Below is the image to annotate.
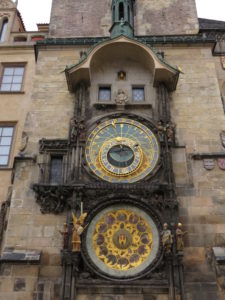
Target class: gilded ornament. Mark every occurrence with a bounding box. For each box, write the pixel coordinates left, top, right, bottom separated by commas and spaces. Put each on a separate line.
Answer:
176, 223, 187, 252
161, 223, 173, 253
92, 209, 153, 271
85, 118, 160, 183
72, 212, 87, 252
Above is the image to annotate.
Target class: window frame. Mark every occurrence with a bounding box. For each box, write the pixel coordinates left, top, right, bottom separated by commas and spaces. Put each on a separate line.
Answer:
49, 155, 64, 185
0, 18, 8, 43
98, 85, 112, 102
132, 86, 145, 102
0, 63, 26, 93
0, 124, 15, 168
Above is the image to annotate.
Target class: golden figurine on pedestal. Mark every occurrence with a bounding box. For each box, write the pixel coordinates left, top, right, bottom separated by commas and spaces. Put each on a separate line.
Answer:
72, 212, 87, 252
161, 223, 173, 253
176, 223, 187, 252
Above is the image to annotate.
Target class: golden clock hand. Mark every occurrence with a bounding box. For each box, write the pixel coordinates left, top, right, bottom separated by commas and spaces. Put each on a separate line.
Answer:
111, 119, 117, 129
116, 137, 123, 143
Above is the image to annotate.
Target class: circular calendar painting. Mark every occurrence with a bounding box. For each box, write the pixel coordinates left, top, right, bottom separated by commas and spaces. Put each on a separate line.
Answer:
85, 205, 160, 278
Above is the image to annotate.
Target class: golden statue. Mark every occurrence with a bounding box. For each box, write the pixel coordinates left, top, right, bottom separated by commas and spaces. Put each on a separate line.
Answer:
161, 223, 173, 253
176, 223, 187, 252
72, 212, 87, 252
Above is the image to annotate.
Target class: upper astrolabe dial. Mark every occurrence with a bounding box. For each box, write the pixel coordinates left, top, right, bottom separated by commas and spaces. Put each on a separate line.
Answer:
85, 118, 160, 183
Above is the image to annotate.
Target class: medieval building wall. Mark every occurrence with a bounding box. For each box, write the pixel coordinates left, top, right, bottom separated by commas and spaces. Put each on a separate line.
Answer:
1, 0, 225, 300
167, 45, 225, 299
0, 48, 35, 203
49, 0, 199, 38
1, 42, 225, 300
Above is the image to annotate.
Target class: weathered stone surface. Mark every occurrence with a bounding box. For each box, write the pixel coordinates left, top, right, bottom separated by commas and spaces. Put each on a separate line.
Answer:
49, 0, 198, 37
13, 278, 26, 291
1, 249, 41, 263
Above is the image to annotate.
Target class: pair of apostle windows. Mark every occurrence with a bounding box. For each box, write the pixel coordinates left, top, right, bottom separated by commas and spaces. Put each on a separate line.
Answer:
98, 86, 145, 102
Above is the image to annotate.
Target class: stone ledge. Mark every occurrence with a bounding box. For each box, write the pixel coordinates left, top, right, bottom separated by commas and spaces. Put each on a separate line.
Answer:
213, 247, 225, 263
191, 152, 225, 160
0, 248, 42, 264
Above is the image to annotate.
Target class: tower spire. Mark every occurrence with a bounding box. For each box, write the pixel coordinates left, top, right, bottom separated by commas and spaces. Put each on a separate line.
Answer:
110, 0, 134, 38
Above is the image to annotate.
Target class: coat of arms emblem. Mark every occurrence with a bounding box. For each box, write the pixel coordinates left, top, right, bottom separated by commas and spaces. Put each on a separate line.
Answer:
218, 158, 225, 170
220, 131, 225, 148
203, 159, 215, 170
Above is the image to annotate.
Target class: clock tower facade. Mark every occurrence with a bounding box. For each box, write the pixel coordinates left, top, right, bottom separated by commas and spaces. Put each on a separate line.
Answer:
1, 1, 225, 300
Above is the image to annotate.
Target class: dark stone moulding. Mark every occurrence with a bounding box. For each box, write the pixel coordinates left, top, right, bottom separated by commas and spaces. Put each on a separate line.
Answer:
0, 248, 42, 264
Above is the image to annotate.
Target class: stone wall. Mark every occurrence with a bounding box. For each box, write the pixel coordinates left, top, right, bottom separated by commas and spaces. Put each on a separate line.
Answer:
167, 45, 225, 299
49, 0, 199, 37
1, 43, 225, 299
0, 47, 36, 261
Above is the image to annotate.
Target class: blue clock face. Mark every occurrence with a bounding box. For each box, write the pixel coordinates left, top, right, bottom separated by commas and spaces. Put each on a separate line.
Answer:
107, 145, 134, 168
85, 118, 160, 183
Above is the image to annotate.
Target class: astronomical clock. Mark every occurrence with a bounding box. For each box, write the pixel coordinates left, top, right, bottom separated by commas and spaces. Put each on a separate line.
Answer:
85, 118, 160, 183
81, 117, 163, 280
84, 204, 160, 280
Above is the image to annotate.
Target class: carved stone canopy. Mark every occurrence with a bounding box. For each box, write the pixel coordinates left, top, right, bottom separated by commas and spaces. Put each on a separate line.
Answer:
0, 0, 17, 9
65, 35, 180, 92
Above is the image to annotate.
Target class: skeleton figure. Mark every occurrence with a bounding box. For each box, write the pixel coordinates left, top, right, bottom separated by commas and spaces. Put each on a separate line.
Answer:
59, 223, 69, 250
166, 121, 176, 143
78, 119, 86, 142
72, 212, 87, 252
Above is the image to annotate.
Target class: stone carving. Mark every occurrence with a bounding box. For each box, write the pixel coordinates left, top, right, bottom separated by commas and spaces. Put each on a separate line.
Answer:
166, 121, 176, 143
161, 223, 173, 253
70, 119, 86, 142
78, 119, 86, 142
220, 131, 225, 148
0, 0, 16, 9
156, 120, 176, 144
19, 132, 28, 153
59, 223, 69, 250
0, 187, 12, 245
157, 120, 165, 142
221, 57, 225, 70
33, 185, 73, 214
203, 159, 215, 170
72, 212, 87, 252
39, 138, 68, 153
79, 51, 87, 62
115, 89, 128, 105
176, 223, 187, 252
218, 158, 225, 170
70, 119, 78, 142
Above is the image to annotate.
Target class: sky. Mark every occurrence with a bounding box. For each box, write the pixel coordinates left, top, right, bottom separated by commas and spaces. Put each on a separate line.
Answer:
15, 0, 225, 31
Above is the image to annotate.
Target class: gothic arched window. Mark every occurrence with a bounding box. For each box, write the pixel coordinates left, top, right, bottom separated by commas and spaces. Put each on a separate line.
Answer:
113, 5, 115, 22
119, 3, 124, 20
0, 19, 8, 42
128, 5, 130, 23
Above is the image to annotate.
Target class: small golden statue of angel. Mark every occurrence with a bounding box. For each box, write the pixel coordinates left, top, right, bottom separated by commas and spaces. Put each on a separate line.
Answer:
72, 212, 87, 252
